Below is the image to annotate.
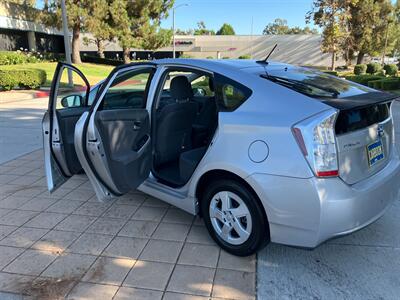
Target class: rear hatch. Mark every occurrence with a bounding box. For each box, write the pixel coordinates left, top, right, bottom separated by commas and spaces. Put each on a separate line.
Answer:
260, 66, 398, 184
335, 98, 394, 184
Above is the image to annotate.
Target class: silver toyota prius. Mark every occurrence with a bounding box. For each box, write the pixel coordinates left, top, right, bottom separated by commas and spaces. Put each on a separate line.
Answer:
42, 59, 400, 256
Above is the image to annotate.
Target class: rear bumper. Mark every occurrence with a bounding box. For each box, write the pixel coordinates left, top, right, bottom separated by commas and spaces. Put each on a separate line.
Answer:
247, 152, 400, 248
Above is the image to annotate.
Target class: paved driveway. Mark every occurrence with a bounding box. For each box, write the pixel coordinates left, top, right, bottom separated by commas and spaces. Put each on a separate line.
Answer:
0, 98, 256, 299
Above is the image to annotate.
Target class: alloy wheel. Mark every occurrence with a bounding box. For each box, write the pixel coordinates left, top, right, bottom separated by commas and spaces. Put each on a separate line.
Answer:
209, 191, 252, 245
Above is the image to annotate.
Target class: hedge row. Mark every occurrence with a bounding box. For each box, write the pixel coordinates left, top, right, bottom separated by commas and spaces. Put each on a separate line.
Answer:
345, 75, 384, 85
345, 74, 400, 91
0, 69, 46, 91
367, 78, 400, 90
323, 70, 339, 76
81, 55, 123, 66
0, 51, 28, 65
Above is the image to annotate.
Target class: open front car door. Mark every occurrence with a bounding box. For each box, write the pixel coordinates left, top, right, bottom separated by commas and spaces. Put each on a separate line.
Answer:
74, 64, 155, 201
42, 62, 90, 192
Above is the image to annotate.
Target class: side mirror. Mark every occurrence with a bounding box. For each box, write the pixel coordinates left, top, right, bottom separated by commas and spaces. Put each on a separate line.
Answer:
61, 94, 84, 108
193, 87, 207, 97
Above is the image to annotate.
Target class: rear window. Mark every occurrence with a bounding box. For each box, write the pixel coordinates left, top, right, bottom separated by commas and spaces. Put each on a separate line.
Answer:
261, 67, 370, 99
335, 103, 391, 135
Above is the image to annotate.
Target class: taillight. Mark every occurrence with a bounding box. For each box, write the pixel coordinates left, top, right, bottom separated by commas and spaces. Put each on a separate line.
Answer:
292, 109, 339, 178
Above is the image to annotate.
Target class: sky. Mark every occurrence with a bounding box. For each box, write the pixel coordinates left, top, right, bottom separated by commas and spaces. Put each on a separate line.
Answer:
159, 0, 317, 35
35, 0, 317, 35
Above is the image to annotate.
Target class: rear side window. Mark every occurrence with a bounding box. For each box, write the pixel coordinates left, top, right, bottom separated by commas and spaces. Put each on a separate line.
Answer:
214, 73, 252, 111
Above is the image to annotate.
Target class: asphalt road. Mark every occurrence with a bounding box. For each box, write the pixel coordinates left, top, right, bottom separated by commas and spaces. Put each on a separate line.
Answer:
257, 100, 400, 300
0, 97, 48, 164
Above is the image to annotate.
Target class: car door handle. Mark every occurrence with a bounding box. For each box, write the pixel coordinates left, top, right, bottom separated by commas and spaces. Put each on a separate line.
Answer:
133, 121, 141, 130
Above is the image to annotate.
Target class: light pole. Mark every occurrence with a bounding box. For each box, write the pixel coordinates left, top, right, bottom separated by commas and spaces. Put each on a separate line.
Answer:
61, 0, 73, 85
172, 3, 188, 59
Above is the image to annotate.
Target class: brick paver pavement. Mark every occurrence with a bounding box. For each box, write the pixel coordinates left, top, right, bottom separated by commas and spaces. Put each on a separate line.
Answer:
0, 149, 256, 300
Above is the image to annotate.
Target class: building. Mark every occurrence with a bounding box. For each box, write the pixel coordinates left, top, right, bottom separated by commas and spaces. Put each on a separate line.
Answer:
0, 1, 64, 53
80, 33, 340, 67
1, 2, 341, 67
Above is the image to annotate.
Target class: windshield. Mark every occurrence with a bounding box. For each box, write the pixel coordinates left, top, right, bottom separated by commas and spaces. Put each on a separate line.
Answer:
262, 67, 370, 99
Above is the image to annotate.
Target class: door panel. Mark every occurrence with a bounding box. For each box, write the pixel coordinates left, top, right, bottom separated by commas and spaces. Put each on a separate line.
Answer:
43, 62, 90, 192
56, 107, 89, 174
94, 109, 151, 193
75, 65, 155, 201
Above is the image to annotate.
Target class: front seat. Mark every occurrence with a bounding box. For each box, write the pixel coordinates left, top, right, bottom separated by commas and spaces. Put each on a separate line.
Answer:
155, 76, 198, 166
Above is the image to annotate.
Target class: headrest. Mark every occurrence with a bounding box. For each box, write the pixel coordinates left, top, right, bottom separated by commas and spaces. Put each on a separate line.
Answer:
170, 76, 193, 101
209, 78, 214, 92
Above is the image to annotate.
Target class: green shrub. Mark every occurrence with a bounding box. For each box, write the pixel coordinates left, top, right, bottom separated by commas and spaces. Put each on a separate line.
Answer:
206, 56, 214, 59
222, 56, 230, 59
324, 71, 339, 76
383, 64, 398, 76
0, 69, 46, 91
367, 80, 382, 90
381, 78, 400, 90
354, 64, 367, 75
345, 75, 385, 85
238, 55, 251, 59
366, 62, 382, 74
0, 51, 27, 65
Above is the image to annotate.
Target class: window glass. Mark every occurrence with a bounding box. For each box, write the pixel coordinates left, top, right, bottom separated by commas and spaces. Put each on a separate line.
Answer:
88, 83, 102, 106
192, 75, 215, 97
215, 74, 252, 111
102, 68, 153, 110
157, 70, 215, 110
55, 67, 89, 110
263, 67, 370, 99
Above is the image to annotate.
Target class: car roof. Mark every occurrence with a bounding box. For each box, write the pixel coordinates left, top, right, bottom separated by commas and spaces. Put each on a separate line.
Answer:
152, 58, 292, 73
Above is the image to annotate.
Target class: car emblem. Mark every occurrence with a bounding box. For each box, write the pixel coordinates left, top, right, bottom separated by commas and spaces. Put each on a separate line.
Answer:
377, 125, 385, 138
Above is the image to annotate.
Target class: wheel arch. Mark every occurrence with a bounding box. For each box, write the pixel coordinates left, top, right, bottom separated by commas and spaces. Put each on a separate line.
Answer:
195, 169, 270, 237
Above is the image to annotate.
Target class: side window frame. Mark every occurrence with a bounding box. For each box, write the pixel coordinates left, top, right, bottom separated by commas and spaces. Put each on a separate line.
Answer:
214, 73, 252, 112
89, 63, 156, 114
152, 66, 215, 110
98, 67, 155, 111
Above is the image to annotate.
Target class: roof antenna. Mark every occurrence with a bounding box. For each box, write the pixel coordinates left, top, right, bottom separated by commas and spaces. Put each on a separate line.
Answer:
257, 44, 277, 64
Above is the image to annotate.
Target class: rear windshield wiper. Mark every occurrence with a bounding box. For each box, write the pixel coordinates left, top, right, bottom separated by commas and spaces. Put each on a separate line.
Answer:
261, 74, 339, 98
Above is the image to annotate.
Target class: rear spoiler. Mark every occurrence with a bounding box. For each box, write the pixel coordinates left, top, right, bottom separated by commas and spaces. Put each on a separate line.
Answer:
321, 92, 398, 110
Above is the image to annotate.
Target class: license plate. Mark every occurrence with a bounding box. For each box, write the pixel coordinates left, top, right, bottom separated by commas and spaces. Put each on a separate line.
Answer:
367, 140, 384, 167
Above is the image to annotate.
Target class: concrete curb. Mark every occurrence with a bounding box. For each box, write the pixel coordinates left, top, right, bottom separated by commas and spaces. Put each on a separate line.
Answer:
0, 90, 49, 104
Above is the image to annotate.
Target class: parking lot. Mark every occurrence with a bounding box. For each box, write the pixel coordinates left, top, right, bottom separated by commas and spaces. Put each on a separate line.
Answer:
0, 97, 399, 299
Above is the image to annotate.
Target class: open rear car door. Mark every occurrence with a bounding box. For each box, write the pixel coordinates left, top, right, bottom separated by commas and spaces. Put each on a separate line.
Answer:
74, 64, 155, 201
43, 62, 91, 192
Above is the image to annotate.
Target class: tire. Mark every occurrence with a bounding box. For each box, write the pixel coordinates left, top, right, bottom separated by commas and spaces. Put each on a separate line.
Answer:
200, 179, 269, 256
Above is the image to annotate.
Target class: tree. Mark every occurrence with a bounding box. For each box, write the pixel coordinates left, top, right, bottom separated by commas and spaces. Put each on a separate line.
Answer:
194, 21, 215, 35
142, 28, 173, 51
307, 1, 351, 70
109, 0, 173, 64
263, 18, 290, 34
347, 0, 395, 64
263, 18, 318, 35
217, 23, 235, 35
175, 28, 194, 35
42, 0, 90, 64
85, 0, 114, 58
6, 0, 36, 6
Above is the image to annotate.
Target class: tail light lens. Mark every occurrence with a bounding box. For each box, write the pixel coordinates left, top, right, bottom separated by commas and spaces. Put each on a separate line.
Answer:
292, 110, 339, 178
